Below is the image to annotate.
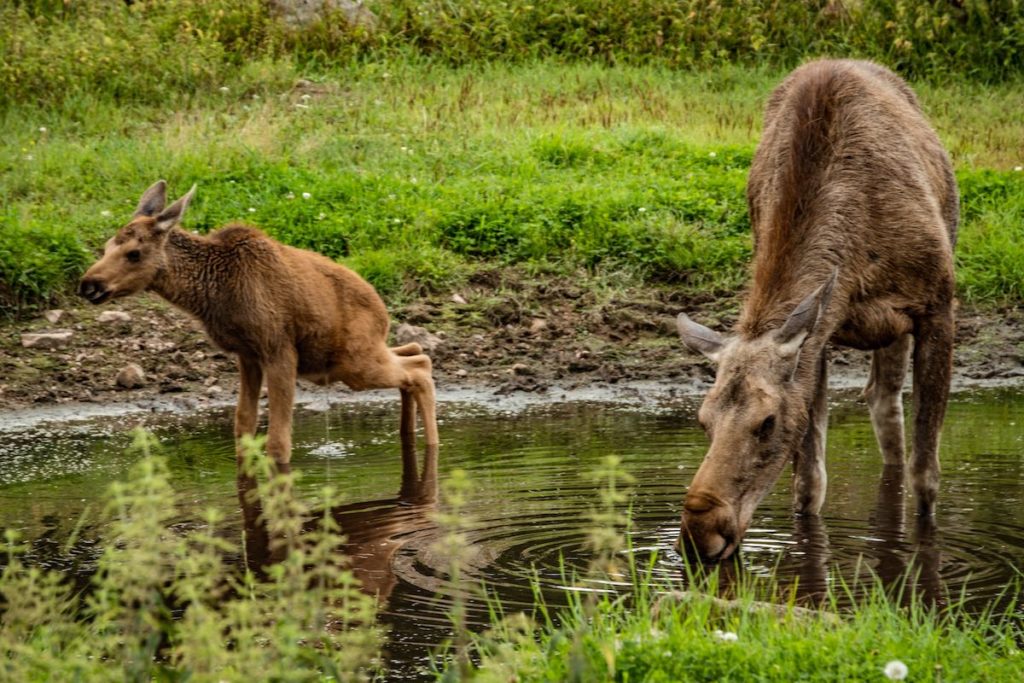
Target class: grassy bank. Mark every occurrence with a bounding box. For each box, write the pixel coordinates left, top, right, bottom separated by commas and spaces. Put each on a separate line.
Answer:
3, 58, 1024, 317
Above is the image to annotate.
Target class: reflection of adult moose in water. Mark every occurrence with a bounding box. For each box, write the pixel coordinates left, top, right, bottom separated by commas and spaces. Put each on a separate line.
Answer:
781, 465, 942, 607
237, 443, 438, 601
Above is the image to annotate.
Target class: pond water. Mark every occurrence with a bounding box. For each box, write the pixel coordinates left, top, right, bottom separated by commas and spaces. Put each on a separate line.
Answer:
1, 387, 1023, 679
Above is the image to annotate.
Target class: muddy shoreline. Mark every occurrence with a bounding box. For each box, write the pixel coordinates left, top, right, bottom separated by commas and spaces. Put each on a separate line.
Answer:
2, 269, 1023, 423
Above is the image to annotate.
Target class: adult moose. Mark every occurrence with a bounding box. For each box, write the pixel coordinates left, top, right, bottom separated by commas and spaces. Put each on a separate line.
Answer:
676, 60, 957, 561
80, 181, 439, 464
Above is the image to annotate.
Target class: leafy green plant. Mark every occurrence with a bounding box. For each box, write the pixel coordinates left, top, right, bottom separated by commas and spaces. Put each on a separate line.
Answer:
0, 431, 381, 681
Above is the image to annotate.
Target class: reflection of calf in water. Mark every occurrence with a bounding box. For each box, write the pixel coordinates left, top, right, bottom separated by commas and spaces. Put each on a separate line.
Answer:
237, 443, 438, 602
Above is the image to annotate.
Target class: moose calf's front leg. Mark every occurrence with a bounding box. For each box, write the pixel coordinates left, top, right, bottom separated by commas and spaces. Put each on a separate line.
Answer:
235, 356, 263, 462
264, 351, 298, 465
911, 311, 954, 516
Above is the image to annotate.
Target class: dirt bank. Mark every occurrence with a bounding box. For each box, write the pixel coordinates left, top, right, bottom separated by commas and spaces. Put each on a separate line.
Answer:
2, 267, 1023, 415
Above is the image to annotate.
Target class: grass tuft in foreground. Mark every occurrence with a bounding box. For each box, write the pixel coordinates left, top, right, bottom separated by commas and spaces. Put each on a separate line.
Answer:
0, 431, 381, 682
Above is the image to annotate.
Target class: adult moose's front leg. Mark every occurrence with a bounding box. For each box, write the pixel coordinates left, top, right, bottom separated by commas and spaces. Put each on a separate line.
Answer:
235, 355, 263, 463
911, 311, 954, 516
793, 351, 828, 514
264, 349, 298, 465
865, 334, 911, 465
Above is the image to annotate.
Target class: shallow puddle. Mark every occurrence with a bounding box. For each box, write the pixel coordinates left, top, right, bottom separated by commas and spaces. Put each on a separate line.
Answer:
1, 388, 1023, 679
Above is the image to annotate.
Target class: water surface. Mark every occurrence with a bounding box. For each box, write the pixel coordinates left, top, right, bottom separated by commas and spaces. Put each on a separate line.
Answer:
1, 388, 1023, 678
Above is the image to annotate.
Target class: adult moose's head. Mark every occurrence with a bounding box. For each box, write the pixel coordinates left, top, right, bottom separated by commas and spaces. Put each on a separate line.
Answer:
676, 271, 836, 561
79, 180, 195, 305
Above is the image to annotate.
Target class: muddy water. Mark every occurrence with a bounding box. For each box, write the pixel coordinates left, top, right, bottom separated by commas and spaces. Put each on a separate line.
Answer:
1, 388, 1023, 678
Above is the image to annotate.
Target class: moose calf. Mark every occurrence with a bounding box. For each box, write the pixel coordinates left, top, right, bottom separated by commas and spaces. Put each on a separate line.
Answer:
676, 60, 957, 561
80, 181, 438, 463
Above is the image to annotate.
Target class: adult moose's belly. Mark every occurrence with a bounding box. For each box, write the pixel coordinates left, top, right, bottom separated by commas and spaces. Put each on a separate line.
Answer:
831, 300, 915, 351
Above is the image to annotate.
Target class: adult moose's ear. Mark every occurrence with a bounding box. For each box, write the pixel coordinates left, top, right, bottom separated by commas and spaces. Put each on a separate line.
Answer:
677, 313, 726, 362
153, 184, 196, 233
775, 268, 838, 358
133, 180, 168, 218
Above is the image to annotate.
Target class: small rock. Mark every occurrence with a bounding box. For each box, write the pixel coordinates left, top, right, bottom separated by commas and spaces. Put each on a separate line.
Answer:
511, 363, 533, 376
455, 368, 468, 378
191, 350, 206, 362
115, 363, 145, 389
394, 323, 442, 353
451, 293, 467, 304
43, 309, 64, 324
205, 385, 223, 396
529, 318, 548, 334
21, 330, 73, 349
97, 310, 132, 324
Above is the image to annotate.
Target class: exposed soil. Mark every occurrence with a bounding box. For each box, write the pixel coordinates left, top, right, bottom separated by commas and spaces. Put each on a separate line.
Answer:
2, 267, 1023, 414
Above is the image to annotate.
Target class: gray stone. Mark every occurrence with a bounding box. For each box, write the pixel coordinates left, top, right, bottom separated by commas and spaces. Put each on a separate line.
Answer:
511, 363, 533, 376
43, 309, 64, 324
529, 318, 548, 334
394, 323, 442, 353
97, 310, 132, 324
450, 293, 467, 304
270, 0, 377, 29
21, 330, 73, 349
455, 368, 468, 378
116, 363, 145, 389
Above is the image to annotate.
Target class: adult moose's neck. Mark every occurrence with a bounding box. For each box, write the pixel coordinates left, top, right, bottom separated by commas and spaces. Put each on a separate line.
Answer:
149, 228, 216, 322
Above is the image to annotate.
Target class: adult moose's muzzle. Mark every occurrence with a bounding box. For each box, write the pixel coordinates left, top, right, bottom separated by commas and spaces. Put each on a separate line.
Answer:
78, 277, 111, 305
679, 488, 741, 562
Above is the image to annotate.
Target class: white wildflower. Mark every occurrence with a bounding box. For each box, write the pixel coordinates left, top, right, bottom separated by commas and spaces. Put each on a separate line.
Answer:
302, 192, 311, 199
393, 218, 402, 224
638, 206, 647, 212
24, 154, 34, 161
883, 660, 908, 680
252, 94, 260, 100
38, 126, 47, 133
101, 210, 112, 218
300, 93, 311, 101
713, 630, 738, 643
1015, 166, 1023, 172
709, 151, 717, 158
286, 192, 295, 199
218, 86, 229, 93
248, 207, 256, 213
317, 212, 326, 220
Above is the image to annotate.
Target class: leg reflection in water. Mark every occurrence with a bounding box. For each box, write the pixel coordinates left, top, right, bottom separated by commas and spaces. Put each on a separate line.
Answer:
237, 441, 439, 603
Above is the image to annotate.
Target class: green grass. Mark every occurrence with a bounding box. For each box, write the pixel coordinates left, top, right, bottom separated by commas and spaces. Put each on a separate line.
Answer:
467, 570, 1024, 681
3, 59, 1024, 316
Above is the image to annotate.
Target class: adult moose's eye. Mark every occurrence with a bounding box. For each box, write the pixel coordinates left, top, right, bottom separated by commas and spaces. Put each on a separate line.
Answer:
126, 249, 141, 263
755, 415, 776, 439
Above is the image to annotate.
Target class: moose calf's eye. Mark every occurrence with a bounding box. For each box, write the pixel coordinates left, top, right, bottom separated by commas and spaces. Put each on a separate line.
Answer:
126, 249, 141, 263
755, 415, 776, 439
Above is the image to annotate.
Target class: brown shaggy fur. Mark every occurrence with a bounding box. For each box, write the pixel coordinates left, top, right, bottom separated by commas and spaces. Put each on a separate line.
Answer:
676, 60, 957, 561
80, 181, 438, 464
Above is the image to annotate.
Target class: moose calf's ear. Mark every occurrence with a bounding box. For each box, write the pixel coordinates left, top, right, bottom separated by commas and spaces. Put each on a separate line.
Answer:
153, 184, 197, 233
775, 269, 838, 357
134, 180, 168, 218
677, 313, 726, 362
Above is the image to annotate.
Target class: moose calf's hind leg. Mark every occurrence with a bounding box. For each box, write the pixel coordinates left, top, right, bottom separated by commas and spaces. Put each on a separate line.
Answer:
400, 388, 416, 443
911, 312, 954, 516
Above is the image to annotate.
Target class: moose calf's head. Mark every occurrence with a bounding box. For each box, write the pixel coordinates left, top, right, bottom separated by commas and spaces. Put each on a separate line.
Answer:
79, 180, 194, 305
675, 273, 835, 562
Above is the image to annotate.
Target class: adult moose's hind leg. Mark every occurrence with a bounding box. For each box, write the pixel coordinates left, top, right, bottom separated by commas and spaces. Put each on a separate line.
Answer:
911, 310, 953, 516
794, 350, 828, 514
235, 355, 263, 463
865, 334, 911, 466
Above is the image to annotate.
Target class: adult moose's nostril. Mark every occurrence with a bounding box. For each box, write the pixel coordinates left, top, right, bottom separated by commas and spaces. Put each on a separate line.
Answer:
78, 279, 108, 304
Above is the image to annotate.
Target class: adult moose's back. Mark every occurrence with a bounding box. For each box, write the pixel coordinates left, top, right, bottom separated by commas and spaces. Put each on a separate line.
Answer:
676, 60, 958, 561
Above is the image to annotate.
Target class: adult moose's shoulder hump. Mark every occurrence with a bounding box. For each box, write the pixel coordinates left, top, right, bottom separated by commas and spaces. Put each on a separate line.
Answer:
79, 180, 439, 464
676, 59, 957, 562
